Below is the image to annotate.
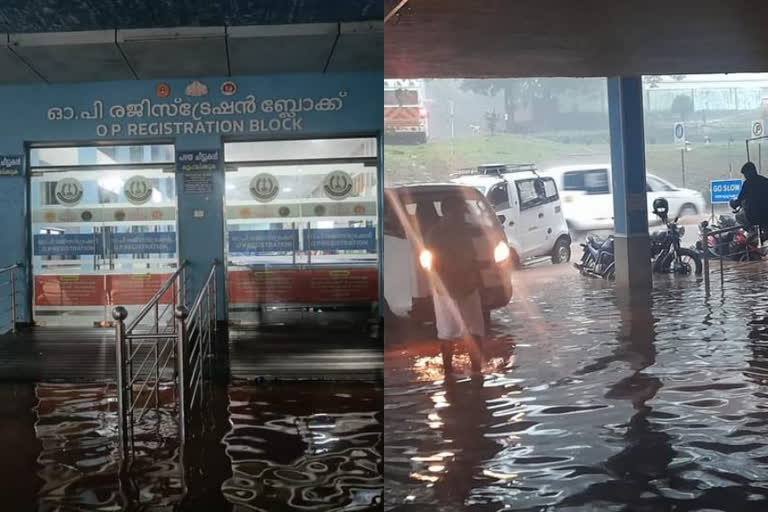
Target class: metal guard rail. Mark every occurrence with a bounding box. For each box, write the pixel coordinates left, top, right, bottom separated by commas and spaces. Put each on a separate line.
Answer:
0, 263, 21, 334
112, 261, 190, 460
175, 261, 218, 431
700, 222, 766, 294
126, 260, 189, 334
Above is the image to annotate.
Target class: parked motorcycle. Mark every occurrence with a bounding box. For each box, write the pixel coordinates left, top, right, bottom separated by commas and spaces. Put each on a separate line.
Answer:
574, 234, 615, 280
649, 198, 703, 275
575, 197, 702, 281
696, 210, 764, 262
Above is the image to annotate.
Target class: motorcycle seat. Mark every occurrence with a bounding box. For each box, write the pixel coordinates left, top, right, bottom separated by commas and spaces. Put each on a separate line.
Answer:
587, 235, 604, 249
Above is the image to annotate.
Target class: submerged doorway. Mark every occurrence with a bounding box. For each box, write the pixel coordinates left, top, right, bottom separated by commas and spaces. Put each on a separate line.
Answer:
223, 137, 379, 326
29, 144, 178, 327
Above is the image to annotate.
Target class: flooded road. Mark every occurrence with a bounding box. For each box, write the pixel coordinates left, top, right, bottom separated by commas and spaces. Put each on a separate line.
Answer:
0, 380, 382, 511
385, 263, 768, 511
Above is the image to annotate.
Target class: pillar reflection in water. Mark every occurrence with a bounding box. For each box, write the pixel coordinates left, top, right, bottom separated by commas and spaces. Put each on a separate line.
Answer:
563, 290, 675, 508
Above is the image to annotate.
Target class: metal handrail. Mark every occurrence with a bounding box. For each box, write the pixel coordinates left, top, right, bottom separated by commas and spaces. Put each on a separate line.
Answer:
700, 222, 766, 294
114, 259, 219, 462
180, 261, 218, 415
0, 263, 22, 333
126, 260, 188, 333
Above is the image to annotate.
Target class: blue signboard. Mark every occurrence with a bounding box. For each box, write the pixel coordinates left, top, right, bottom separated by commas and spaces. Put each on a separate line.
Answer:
229, 229, 297, 253
34, 233, 99, 256
177, 150, 219, 194
112, 232, 176, 254
0, 155, 22, 177
710, 179, 743, 204
304, 227, 376, 252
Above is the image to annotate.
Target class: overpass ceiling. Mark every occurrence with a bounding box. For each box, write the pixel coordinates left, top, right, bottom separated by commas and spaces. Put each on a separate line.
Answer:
0, 1, 382, 84
0, 1, 381, 32
384, 0, 768, 78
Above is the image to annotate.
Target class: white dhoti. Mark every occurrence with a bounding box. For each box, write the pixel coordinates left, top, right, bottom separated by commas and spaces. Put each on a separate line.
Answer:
433, 290, 485, 341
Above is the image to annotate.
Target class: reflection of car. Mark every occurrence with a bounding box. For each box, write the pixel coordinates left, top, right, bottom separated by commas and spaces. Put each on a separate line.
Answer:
451, 164, 572, 266
541, 164, 706, 232
383, 183, 514, 322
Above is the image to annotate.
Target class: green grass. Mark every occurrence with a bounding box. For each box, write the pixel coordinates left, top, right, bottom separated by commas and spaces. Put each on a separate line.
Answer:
383, 134, 604, 184
385, 133, 751, 203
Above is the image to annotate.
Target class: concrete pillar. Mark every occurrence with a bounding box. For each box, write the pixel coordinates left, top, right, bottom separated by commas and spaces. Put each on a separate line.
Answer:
174, 135, 226, 320
607, 77, 652, 290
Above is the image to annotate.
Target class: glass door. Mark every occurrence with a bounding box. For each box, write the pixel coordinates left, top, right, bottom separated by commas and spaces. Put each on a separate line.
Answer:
30, 145, 177, 327
224, 137, 379, 325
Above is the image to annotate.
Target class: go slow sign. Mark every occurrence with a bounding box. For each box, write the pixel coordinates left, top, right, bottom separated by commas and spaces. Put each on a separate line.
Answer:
710, 179, 742, 204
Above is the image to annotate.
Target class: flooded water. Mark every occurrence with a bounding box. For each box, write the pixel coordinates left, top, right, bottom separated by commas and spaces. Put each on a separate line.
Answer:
0, 380, 382, 511
385, 263, 768, 511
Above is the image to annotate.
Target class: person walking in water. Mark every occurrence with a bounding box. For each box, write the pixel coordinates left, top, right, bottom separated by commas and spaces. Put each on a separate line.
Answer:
730, 161, 768, 230
423, 196, 485, 373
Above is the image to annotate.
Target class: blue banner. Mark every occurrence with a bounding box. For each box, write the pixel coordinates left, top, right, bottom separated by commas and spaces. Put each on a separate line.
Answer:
229, 229, 297, 253
34, 233, 99, 256
711, 179, 742, 204
304, 227, 376, 251
112, 232, 176, 254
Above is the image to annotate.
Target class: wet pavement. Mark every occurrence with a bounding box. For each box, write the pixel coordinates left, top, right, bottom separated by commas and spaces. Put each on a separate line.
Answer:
0, 380, 382, 511
385, 262, 768, 511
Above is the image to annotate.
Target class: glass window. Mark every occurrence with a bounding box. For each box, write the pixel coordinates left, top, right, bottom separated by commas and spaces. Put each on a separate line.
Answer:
647, 176, 673, 192
30, 144, 174, 167
563, 169, 609, 194
584, 170, 610, 194
543, 178, 559, 200
399, 190, 496, 229
562, 172, 585, 191
516, 179, 540, 209
225, 138, 377, 163
517, 178, 558, 210
487, 183, 510, 209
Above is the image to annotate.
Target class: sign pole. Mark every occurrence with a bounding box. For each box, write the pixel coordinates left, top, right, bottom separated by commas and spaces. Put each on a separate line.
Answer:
681, 147, 686, 188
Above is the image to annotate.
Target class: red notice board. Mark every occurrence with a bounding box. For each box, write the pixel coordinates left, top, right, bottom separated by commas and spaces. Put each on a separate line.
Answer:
35, 275, 105, 306
107, 274, 173, 305
35, 273, 174, 307
228, 267, 378, 304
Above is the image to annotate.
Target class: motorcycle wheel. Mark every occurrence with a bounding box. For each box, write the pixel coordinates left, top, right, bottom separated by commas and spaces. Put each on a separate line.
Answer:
665, 248, 703, 276
603, 262, 616, 281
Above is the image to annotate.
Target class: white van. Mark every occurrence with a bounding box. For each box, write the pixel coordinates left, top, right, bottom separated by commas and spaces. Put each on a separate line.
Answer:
541, 163, 706, 232
383, 183, 514, 322
451, 164, 572, 266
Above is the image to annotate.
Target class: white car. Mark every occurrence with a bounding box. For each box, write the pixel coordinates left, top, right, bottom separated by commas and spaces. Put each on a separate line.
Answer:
451, 164, 572, 266
383, 183, 514, 321
541, 163, 706, 232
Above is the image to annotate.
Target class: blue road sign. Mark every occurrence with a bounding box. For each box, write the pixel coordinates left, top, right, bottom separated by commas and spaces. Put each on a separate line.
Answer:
710, 179, 742, 204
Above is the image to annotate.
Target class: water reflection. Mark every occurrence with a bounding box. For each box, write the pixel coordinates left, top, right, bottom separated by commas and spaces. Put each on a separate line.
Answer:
220, 382, 383, 511
385, 264, 768, 510
0, 380, 382, 511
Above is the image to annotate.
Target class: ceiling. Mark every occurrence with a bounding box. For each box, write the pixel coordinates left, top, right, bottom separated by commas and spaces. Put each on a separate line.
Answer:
0, 1, 382, 32
0, 1, 382, 84
384, 0, 768, 78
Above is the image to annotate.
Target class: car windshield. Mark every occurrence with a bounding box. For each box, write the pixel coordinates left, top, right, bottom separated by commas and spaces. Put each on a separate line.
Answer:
397, 188, 499, 232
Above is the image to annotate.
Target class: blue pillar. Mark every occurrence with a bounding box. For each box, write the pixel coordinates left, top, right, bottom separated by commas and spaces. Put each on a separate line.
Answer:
607, 77, 652, 290
174, 136, 226, 320
0, 137, 31, 324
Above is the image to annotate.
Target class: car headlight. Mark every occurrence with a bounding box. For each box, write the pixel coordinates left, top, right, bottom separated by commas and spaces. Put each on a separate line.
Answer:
419, 249, 433, 271
494, 241, 510, 263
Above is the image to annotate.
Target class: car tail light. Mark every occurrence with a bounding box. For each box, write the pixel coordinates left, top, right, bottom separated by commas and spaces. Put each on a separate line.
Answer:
494, 241, 511, 263
419, 249, 433, 270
